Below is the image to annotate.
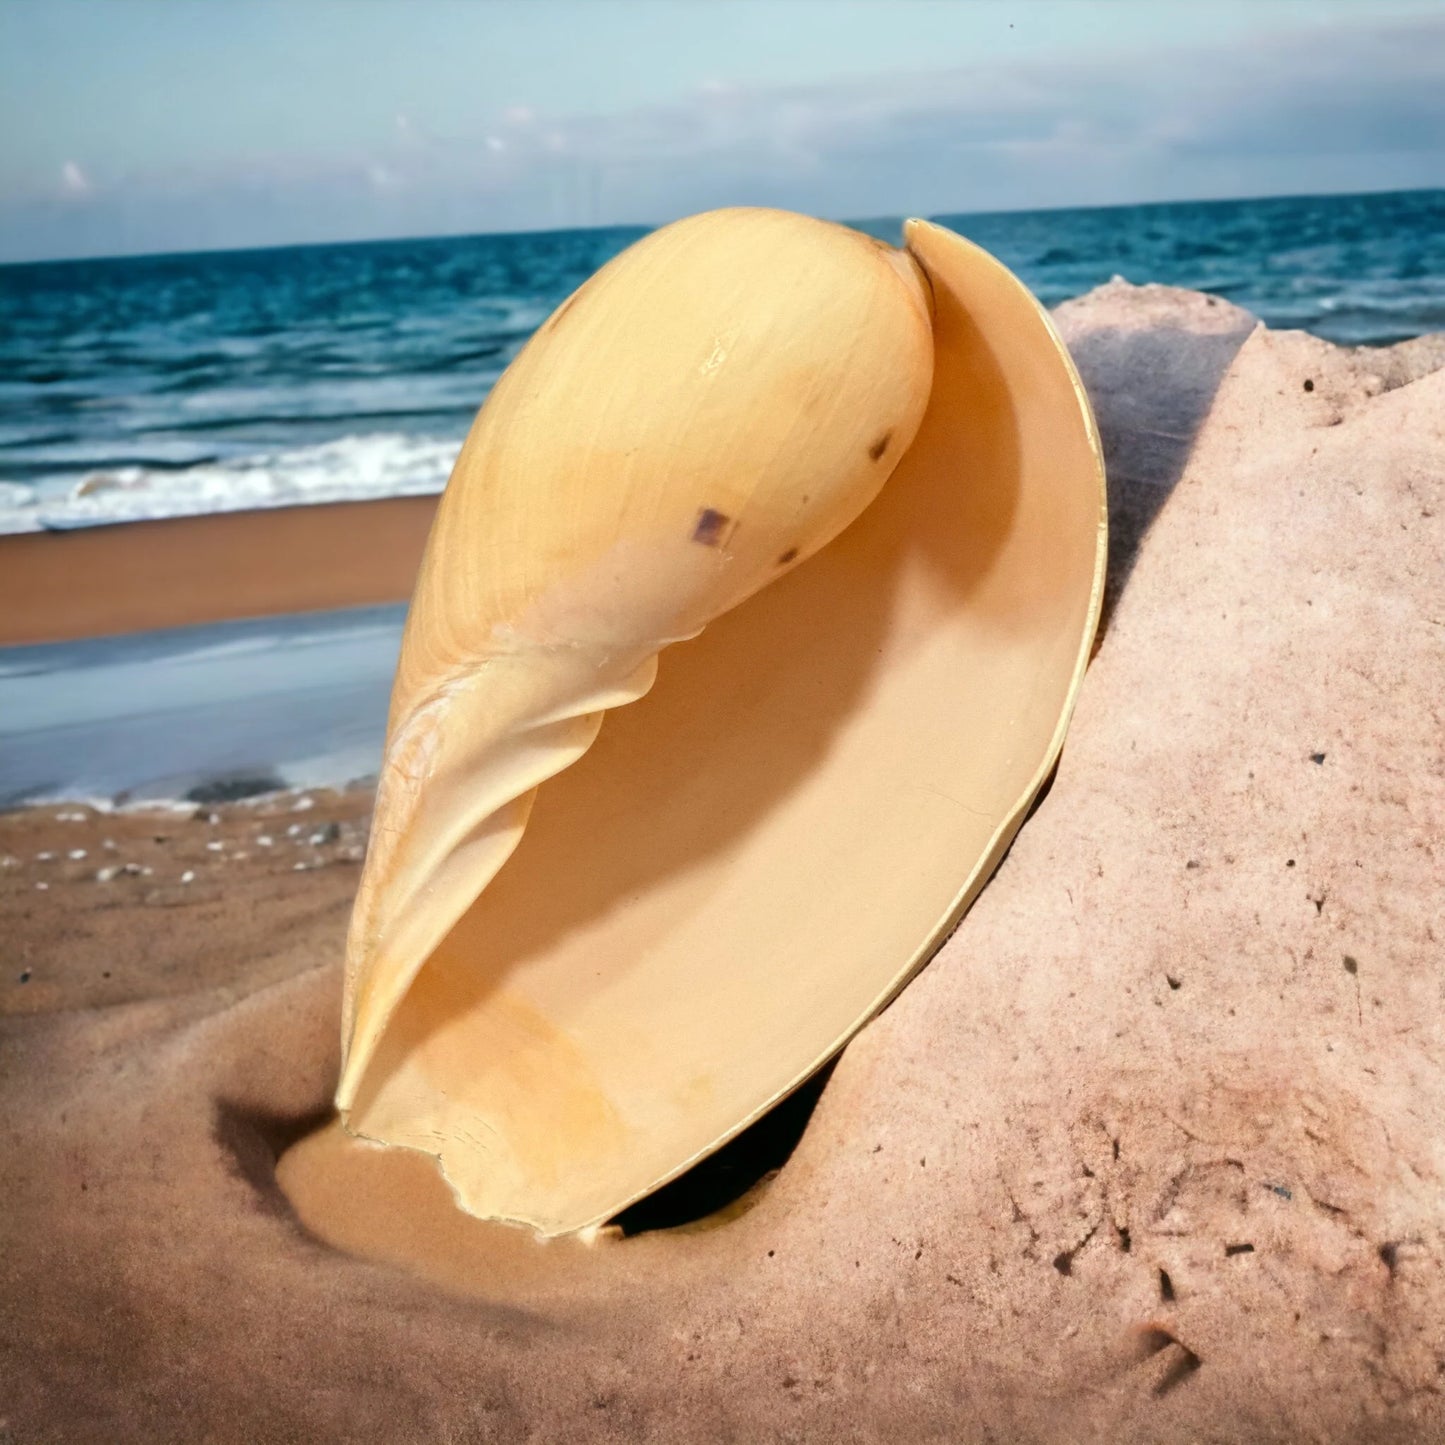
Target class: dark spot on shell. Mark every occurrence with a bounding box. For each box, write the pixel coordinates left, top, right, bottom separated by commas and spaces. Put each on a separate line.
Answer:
1303, 378, 1315, 392
777, 547, 799, 566
868, 431, 892, 462
692, 508, 733, 547
1343, 955, 1358, 975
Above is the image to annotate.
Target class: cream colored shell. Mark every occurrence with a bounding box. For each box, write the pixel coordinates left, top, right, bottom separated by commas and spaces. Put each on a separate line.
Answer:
337, 207, 1106, 1236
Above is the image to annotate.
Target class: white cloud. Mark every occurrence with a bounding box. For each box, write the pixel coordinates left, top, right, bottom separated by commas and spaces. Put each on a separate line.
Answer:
4, 12, 1441, 259
525, 13, 1445, 221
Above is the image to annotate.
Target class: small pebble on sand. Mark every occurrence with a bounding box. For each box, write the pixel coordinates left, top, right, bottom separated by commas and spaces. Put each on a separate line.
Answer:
180, 870, 195, 884
68, 849, 87, 861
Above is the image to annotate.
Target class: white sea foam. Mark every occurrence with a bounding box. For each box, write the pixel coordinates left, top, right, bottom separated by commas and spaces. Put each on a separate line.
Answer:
0, 431, 460, 534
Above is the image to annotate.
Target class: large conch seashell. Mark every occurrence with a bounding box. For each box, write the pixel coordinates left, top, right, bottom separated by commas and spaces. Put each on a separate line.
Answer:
336, 208, 1106, 1236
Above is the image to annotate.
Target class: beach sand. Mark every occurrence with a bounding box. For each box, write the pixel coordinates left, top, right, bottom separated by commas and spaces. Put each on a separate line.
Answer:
0, 494, 435, 646
2, 283, 1442, 1442
0, 790, 371, 1016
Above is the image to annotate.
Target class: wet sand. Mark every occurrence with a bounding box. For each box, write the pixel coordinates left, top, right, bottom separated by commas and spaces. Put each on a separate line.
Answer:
0, 493, 435, 646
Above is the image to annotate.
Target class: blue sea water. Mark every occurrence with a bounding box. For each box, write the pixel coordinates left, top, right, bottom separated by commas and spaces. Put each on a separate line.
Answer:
2, 186, 1443, 803
0, 187, 1441, 534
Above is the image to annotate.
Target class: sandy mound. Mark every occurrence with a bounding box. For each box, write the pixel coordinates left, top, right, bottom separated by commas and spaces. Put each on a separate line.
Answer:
2, 282, 1441, 1443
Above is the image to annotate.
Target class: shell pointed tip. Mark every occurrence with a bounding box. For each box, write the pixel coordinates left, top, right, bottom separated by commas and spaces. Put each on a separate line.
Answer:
902, 217, 939, 250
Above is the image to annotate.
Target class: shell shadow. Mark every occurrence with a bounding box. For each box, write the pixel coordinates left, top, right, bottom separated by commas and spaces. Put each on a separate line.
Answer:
1067, 312, 1254, 627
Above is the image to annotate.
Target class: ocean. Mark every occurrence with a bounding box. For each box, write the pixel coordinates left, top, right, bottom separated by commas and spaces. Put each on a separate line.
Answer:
1, 187, 1442, 534
2, 187, 1443, 804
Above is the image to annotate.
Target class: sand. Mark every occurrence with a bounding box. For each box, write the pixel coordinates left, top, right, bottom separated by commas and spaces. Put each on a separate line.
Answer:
0, 494, 436, 646
0, 791, 371, 1017
2, 282, 1442, 1442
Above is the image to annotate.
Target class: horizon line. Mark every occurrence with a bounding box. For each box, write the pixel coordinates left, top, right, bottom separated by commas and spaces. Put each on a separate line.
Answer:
2, 182, 1440, 271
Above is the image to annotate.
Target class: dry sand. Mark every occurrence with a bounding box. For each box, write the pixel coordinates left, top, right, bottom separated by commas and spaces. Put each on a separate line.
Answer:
2, 282, 1442, 1442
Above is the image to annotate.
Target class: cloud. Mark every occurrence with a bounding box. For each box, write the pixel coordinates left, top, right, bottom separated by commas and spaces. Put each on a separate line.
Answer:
2, 12, 1442, 260
533, 13, 1445, 219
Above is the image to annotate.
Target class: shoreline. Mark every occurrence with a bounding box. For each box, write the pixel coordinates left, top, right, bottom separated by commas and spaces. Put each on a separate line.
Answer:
0, 603, 403, 809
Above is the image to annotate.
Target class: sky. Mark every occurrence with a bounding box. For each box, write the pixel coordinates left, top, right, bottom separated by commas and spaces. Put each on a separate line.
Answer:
1, 0, 1443, 262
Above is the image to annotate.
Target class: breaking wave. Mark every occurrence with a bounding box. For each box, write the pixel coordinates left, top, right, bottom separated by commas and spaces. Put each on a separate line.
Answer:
0, 432, 459, 533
